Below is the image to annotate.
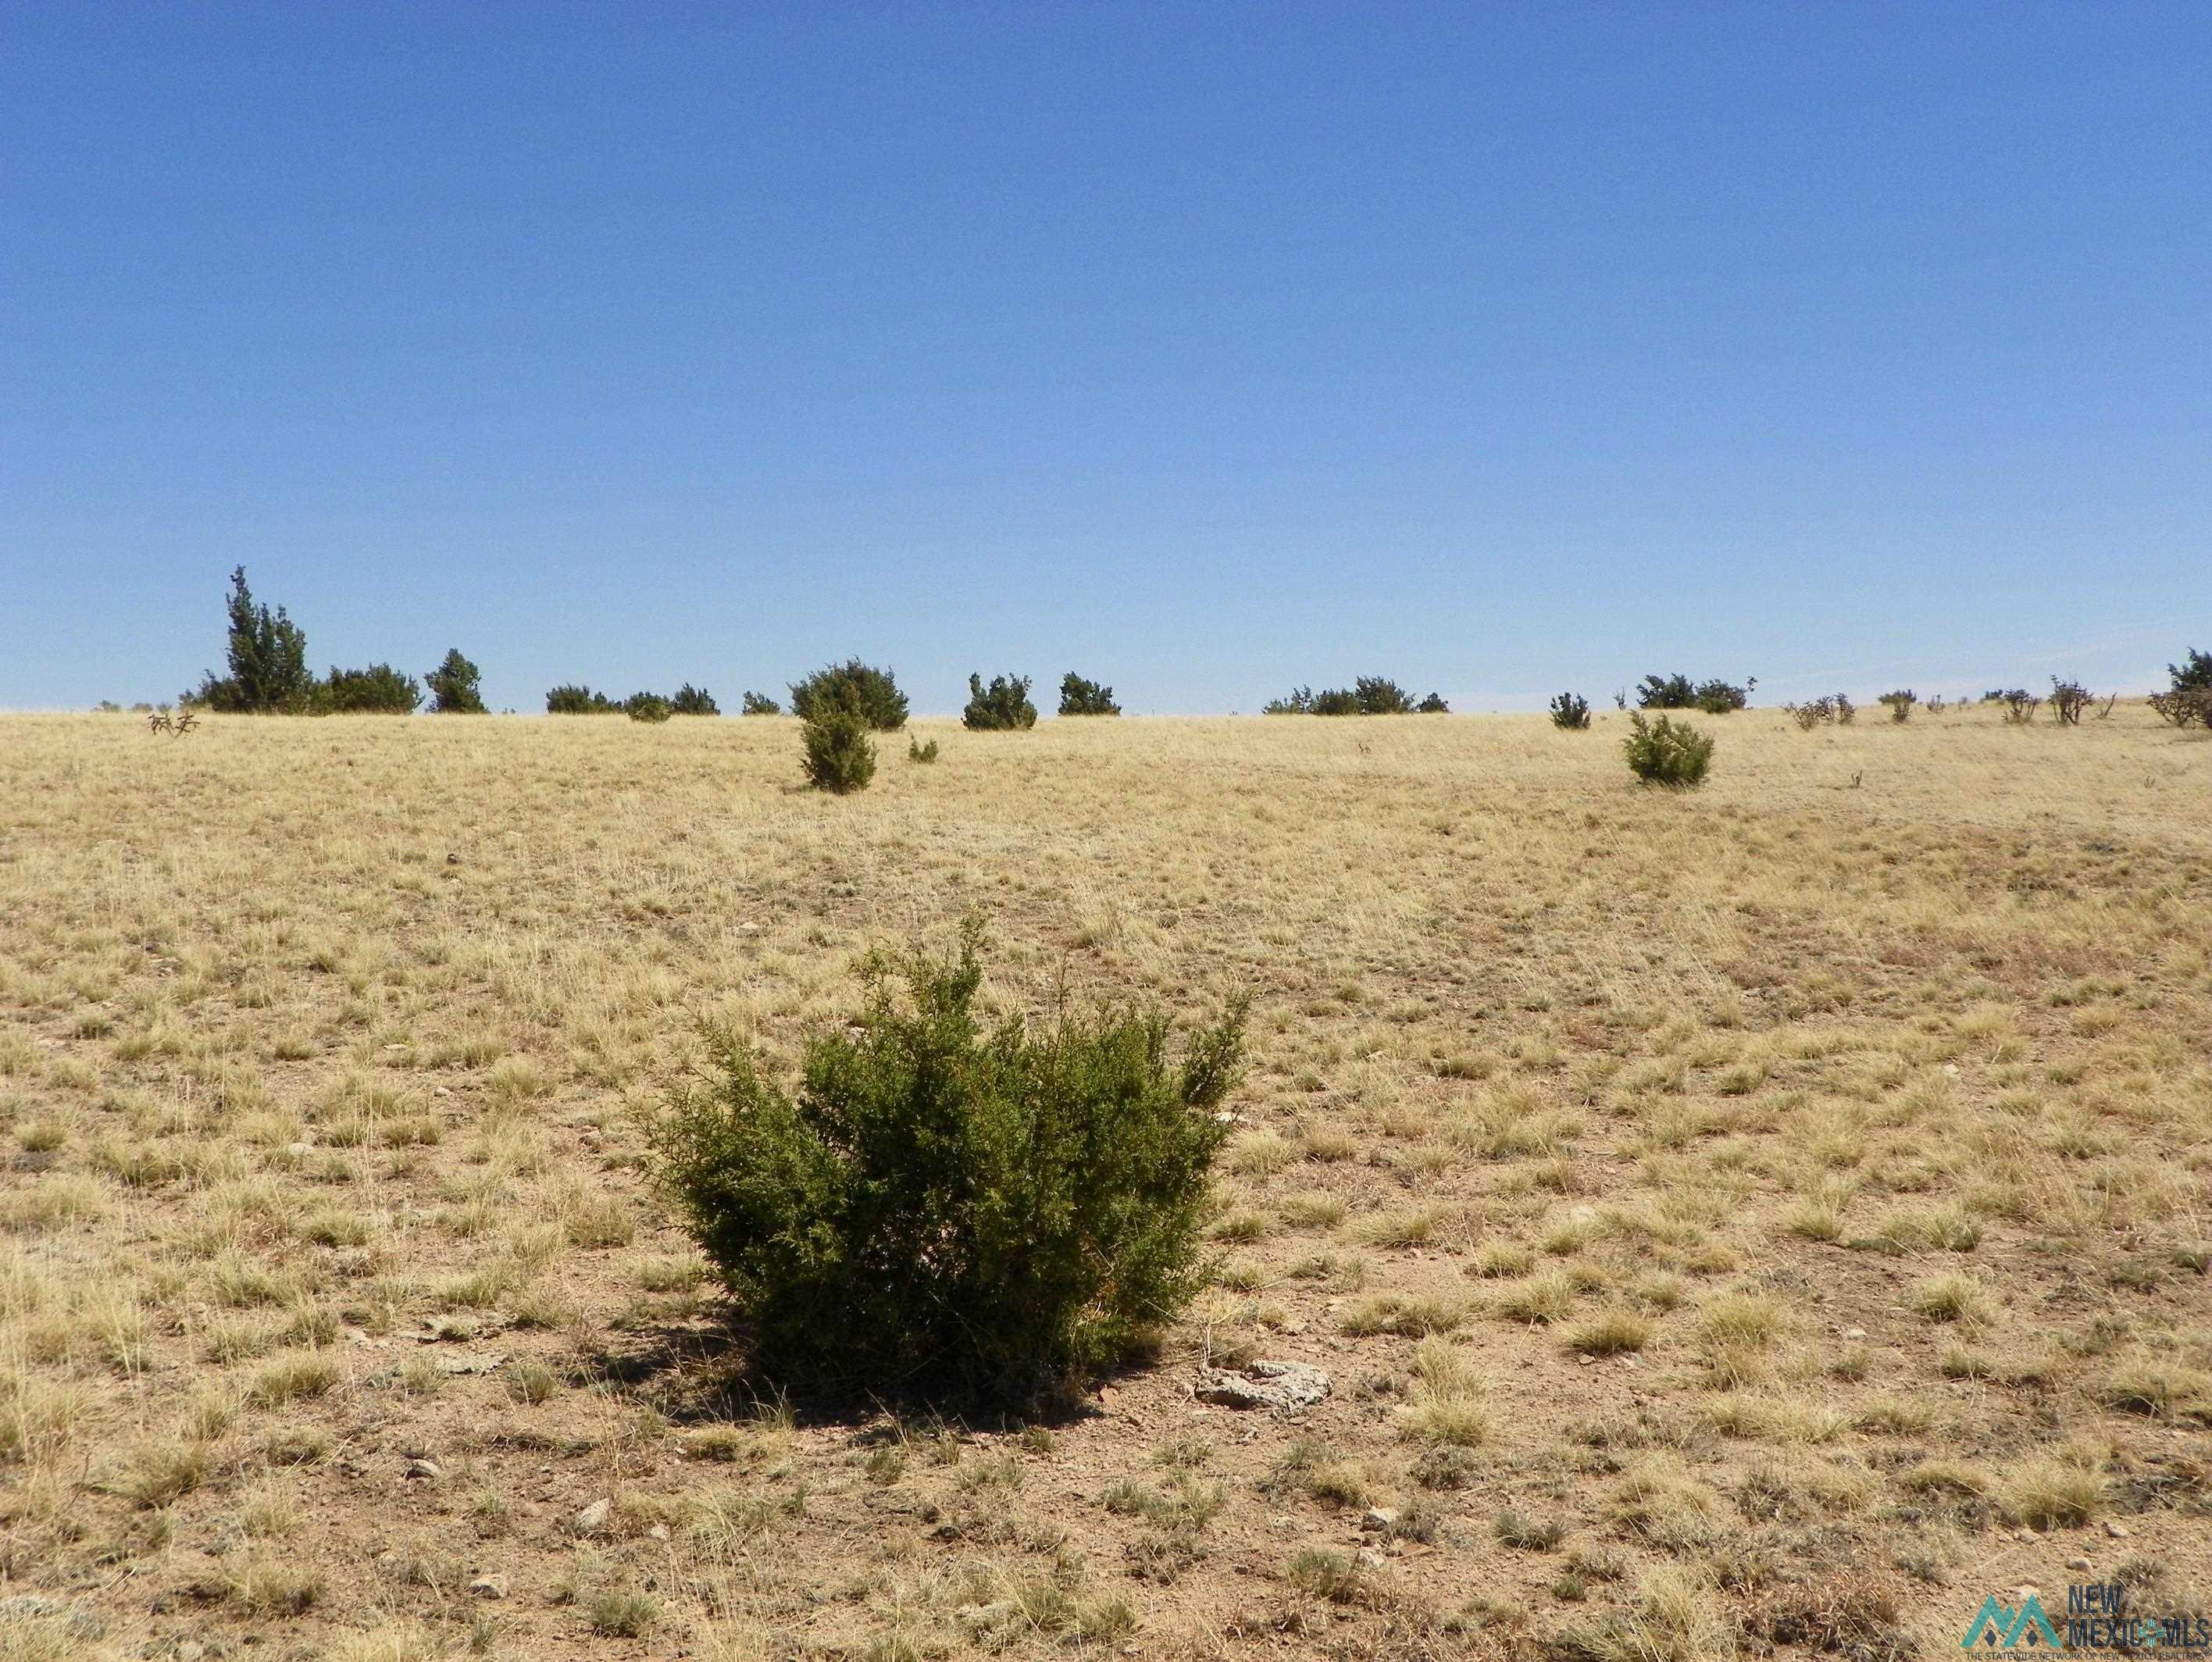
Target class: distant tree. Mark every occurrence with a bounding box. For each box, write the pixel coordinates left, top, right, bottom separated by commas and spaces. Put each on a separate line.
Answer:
1636, 673, 1697, 710
1693, 679, 1748, 714
1352, 676, 1415, 715
790, 659, 908, 730
963, 672, 1038, 731
626, 693, 675, 723
1263, 676, 1420, 715
669, 683, 720, 716
547, 683, 621, 714
315, 664, 422, 714
1415, 692, 1450, 714
740, 690, 782, 716
2149, 650, 2212, 726
1058, 672, 1121, 716
425, 649, 486, 714
189, 567, 313, 712
1550, 692, 1592, 729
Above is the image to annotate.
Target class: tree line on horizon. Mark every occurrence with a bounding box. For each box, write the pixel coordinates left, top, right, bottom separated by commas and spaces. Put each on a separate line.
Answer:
152, 569, 2211, 733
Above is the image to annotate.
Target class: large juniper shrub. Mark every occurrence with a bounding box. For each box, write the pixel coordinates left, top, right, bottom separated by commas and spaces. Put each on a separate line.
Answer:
670, 684, 720, 716
1262, 676, 1428, 715
1550, 693, 1592, 730
740, 691, 783, 716
963, 672, 1039, 730
1637, 673, 1747, 714
547, 683, 621, 715
1622, 712, 1714, 786
425, 649, 487, 714
625, 693, 675, 723
1059, 673, 1122, 716
801, 709, 876, 792
790, 659, 908, 730
314, 664, 422, 713
645, 922, 1247, 1400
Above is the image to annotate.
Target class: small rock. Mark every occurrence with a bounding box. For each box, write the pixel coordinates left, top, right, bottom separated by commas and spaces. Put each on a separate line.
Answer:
433, 1086, 453, 1098
1192, 1360, 1330, 1412
446, 853, 461, 866
2106, 1521, 2131, 1539
1361, 1507, 1399, 1533
1842, 1328, 1868, 1341
468, 1576, 505, 1600
1357, 1549, 1386, 1570
1944, 1064, 1960, 1077
404, 1458, 441, 1480
2068, 1557, 2092, 1571
648, 1522, 670, 1541
437, 1351, 507, 1375
575, 1498, 611, 1534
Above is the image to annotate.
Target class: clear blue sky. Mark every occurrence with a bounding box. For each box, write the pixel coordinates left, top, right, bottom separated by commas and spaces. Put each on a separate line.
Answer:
5, 5, 2207, 713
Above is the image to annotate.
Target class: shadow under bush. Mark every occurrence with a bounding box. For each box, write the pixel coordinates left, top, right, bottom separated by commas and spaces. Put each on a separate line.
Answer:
645, 922, 1247, 1404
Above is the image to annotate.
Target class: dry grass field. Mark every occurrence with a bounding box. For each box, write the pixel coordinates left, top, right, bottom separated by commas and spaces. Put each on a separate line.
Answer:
2, 705, 2209, 1660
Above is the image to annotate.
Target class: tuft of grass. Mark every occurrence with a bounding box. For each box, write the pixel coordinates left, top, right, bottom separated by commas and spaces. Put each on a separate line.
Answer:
247, 1350, 343, 1408
1998, 1460, 2105, 1528
588, 1589, 661, 1638
1286, 1549, 1369, 1605
1907, 1271, 1995, 1326
1565, 1307, 1653, 1356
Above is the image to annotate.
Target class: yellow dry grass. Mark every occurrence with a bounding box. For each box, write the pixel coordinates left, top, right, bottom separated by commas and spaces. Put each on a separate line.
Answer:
2, 704, 2209, 1658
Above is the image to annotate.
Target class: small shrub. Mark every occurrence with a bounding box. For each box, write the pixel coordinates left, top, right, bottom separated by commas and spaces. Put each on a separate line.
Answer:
625, 694, 674, 723
740, 690, 782, 716
1415, 691, 1449, 712
908, 736, 940, 764
1059, 673, 1121, 716
669, 683, 720, 715
962, 672, 1037, 731
1994, 689, 2039, 723
645, 921, 1246, 1400
1622, 713, 1714, 786
1550, 693, 1591, 730
801, 711, 876, 793
2050, 677, 2089, 726
790, 659, 908, 730
1877, 690, 1916, 722
2148, 688, 2210, 727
